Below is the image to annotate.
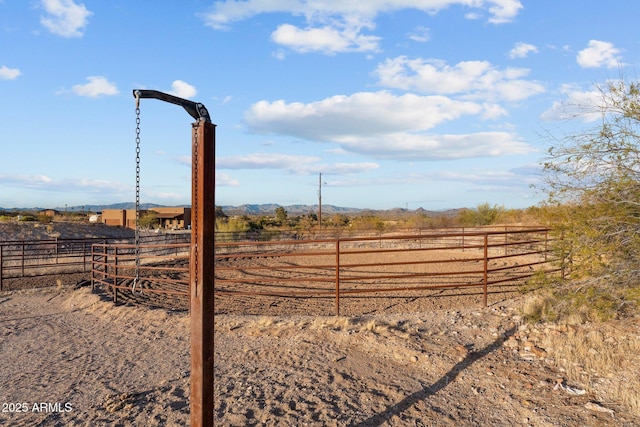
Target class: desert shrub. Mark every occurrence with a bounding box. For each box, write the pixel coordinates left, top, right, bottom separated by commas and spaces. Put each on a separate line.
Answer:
522, 281, 625, 324
457, 203, 504, 226
215, 217, 251, 233
540, 78, 640, 319
37, 214, 53, 223
138, 211, 159, 229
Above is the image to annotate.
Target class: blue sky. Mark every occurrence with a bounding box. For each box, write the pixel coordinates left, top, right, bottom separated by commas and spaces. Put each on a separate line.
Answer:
0, 1, 636, 210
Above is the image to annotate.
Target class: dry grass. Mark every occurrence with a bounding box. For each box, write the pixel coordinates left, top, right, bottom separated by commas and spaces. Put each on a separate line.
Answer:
521, 278, 640, 417
541, 321, 640, 415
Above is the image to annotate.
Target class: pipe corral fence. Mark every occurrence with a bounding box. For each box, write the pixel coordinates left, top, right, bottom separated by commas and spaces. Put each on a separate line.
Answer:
88, 226, 563, 315
0, 234, 190, 292
0, 237, 108, 291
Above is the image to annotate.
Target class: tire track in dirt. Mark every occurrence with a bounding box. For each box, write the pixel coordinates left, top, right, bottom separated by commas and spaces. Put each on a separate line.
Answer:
0, 287, 191, 426
0, 292, 99, 426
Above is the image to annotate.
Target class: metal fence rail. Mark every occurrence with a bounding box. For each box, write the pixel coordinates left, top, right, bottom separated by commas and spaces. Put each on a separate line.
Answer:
5, 227, 562, 315
214, 227, 561, 315
0, 238, 103, 290
0, 233, 190, 291
91, 242, 190, 304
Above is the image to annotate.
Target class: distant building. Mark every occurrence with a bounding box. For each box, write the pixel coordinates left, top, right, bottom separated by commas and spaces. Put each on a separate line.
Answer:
152, 207, 191, 230
38, 209, 59, 217
101, 207, 191, 230
101, 209, 142, 229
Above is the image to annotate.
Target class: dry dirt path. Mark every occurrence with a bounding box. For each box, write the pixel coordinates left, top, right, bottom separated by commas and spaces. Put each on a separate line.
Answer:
0, 286, 190, 426
0, 285, 638, 426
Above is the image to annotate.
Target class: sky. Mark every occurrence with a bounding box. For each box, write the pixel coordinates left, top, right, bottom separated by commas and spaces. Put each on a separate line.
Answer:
0, 0, 637, 211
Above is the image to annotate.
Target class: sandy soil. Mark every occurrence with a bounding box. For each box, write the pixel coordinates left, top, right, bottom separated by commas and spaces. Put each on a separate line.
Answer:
1, 283, 638, 426
1, 222, 638, 425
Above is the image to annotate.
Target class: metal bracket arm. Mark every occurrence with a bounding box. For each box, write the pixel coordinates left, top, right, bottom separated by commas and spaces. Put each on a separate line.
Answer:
133, 89, 211, 123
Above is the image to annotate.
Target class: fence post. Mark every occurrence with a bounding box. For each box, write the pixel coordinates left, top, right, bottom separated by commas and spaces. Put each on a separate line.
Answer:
483, 233, 488, 307
461, 227, 465, 251
0, 245, 3, 291
335, 238, 340, 316
90, 244, 95, 290
560, 230, 566, 281
504, 226, 508, 256
21, 241, 25, 277
112, 246, 117, 303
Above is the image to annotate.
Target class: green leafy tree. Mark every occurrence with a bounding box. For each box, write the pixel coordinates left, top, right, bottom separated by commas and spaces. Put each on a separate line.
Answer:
275, 207, 288, 225
139, 211, 159, 229
330, 213, 350, 227
457, 203, 503, 226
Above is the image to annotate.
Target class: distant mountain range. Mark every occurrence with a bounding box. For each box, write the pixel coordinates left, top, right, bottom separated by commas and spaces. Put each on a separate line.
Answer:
0, 203, 460, 217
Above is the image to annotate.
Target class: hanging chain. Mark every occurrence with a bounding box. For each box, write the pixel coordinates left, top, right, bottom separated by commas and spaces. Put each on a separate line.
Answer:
133, 94, 141, 293
193, 121, 199, 294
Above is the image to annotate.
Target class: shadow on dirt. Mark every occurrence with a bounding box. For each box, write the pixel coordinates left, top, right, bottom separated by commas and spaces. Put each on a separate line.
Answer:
353, 325, 517, 427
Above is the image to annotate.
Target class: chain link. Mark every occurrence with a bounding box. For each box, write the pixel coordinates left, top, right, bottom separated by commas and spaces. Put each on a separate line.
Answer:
193, 122, 199, 294
133, 101, 141, 293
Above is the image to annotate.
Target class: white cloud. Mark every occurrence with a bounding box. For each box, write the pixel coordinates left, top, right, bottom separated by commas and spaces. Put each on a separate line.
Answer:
416, 165, 541, 191
486, 0, 523, 24
40, 0, 92, 38
245, 91, 496, 141
71, 76, 119, 97
203, 1, 522, 29
0, 65, 21, 80
374, 56, 545, 102
408, 26, 430, 43
0, 174, 52, 188
576, 40, 623, 69
509, 42, 538, 59
540, 84, 603, 122
168, 80, 197, 99
271, 23, 380, 54
216, 172, 240, 186
244, 91, 534, 160
0, 173, 128, 194
313, 162, 379, 174
218, 153, 320, 169
216, 152, 378, 175
202, 1, 522, 54
336, 132, 534, 160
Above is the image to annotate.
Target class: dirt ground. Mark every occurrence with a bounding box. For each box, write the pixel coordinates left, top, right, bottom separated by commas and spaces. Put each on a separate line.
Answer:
1, 281, 639, 426
1, 222, 638, 425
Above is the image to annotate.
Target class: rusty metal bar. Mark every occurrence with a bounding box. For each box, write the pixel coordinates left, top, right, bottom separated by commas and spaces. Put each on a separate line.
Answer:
335, 239, 340, 316
189, 119, 215, 427
113, 246, 118, 303
483, 233, 488, 307
0, 245, 3, 291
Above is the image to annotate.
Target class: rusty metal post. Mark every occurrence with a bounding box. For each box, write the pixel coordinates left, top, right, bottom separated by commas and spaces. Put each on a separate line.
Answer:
0, 245, 3, 291
483, 233, 488, 307
131, 89, 214, 426
504, 226, 508, 256
544, 229, 548, 262
21, 241, 25, 277
113, 247, 117, 303
190, 119, 215, 427
335, 238, 340, 316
